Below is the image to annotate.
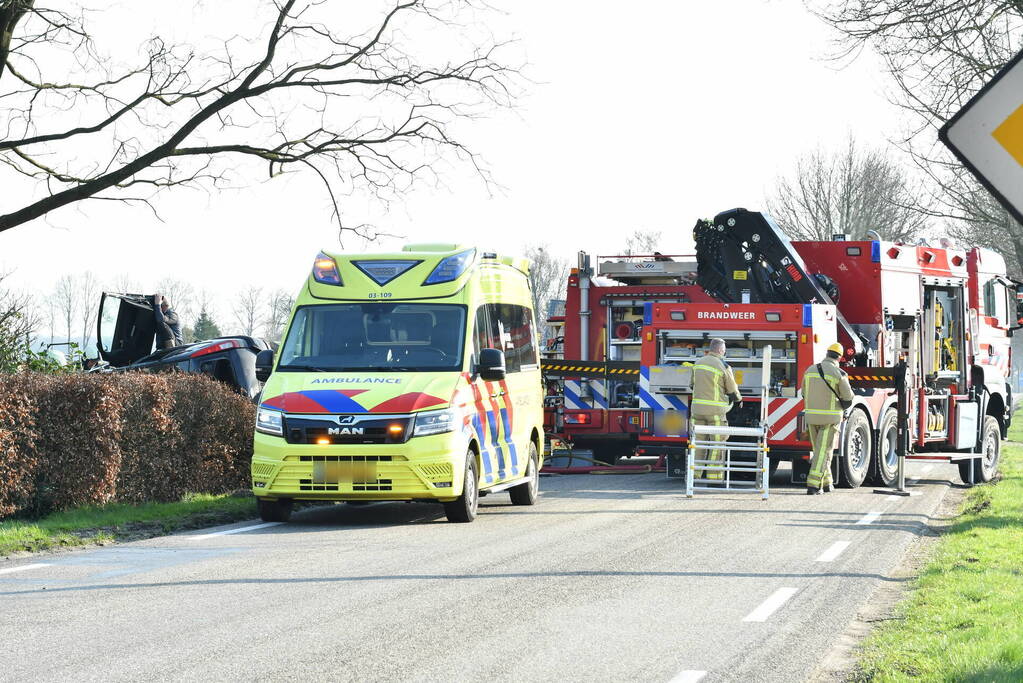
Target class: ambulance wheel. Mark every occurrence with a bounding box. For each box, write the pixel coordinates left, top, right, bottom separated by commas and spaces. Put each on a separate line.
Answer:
444, 450, 479, 523
958, 416, 1000, 485
837, 410, 871, 488
257, 498, 293, 523
510, 444, 539, 506
870, 409, 899, 487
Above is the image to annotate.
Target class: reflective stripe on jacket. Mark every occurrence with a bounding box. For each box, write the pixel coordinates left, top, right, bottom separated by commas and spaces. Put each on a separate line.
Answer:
801, 357, 854, 425
691, 352, 739, 418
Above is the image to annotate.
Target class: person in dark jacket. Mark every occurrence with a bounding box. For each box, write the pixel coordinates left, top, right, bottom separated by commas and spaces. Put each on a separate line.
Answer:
153, 294, 183, 349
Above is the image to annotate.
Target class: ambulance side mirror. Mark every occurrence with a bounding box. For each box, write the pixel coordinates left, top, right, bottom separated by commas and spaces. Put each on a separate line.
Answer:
255, 349, 275, 383
477, 348, 506, 381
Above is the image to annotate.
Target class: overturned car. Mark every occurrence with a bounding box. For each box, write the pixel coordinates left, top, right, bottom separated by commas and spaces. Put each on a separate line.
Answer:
96, 293, 272, 399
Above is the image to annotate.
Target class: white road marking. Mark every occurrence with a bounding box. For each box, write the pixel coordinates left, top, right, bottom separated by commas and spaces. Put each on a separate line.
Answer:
855, 511, 883, 525
670, 671, 706, 683
0, 563, 50, 576
742, 587, 799, 622
815, 541, 852, 562
885, 495, 900, 501
187, 522, 282, 540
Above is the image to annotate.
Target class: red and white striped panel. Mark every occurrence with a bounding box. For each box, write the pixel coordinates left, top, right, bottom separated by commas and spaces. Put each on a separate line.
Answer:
765, 397, 803, 442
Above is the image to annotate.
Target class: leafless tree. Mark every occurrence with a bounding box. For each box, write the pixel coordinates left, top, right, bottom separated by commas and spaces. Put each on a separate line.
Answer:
766, 136, 930, 242
0, 270, 38, 370
264, 288, 295, 342
0, 1, 519, 237
108, 272, 143, 294
524, 244, 568, 324
623, 229, 663, 256
76, 270, 99, 354
233, 286, 264, 337
52, 273, 77, 344
816, 1, 1023, 271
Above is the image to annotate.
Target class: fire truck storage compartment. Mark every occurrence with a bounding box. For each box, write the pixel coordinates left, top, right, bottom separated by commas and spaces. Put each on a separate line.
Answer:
955, 400, 979, 450
921, 283, 966, 386
923, 394, 949, 439
656, 330, 798, 396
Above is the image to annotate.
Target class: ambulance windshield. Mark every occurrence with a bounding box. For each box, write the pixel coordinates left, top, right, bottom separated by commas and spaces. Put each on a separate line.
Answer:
277, 303, 466, 372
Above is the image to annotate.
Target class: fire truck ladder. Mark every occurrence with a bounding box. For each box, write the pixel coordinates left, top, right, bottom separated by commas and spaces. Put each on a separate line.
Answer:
686, 345, 773, 500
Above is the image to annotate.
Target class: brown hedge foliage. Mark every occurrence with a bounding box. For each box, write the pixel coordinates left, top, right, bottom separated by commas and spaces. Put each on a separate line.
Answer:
0, 374, 39, 517
0, 372, 256, 519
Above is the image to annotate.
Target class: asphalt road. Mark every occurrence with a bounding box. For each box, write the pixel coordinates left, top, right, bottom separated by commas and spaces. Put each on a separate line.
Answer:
0, 460, 961, 682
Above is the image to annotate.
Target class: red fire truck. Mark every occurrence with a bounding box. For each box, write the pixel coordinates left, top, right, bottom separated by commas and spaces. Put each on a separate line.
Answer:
633, 208, 1018, 486
543, 252, 716, 463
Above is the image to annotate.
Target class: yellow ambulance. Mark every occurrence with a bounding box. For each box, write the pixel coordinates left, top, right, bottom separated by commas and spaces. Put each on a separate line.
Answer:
251, 245, 544, 523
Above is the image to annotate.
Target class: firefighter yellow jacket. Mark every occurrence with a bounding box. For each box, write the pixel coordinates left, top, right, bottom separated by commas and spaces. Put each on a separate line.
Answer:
690, 351, 739, 418
801, 356, 853, 425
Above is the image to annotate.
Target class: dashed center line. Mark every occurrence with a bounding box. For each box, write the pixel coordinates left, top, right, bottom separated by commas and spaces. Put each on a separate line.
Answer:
742, 587, 798, 622
187, 522, 282, 540
856, 511, 883, 525
815, 541, 852, 562
670, 671, 706, 683
0, 563, 51, 576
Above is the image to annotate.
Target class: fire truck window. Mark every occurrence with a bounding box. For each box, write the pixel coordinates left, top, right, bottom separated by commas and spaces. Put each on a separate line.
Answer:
984, 280, 1011, 327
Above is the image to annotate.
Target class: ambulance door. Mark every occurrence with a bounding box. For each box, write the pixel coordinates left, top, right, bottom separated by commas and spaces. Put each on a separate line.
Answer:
471, 304, 508, 483
492, 302, 540, 479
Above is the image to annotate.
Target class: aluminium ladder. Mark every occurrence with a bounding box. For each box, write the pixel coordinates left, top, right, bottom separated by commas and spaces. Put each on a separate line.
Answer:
685, 345, 773, 500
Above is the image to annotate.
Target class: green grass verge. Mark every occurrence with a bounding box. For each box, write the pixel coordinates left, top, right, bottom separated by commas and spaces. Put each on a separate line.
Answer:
0, 492, 257, 556
855, 422, 1023, 682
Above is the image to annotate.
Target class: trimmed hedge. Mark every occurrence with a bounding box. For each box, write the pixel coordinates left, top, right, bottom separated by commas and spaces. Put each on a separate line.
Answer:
0, 372, 255, 519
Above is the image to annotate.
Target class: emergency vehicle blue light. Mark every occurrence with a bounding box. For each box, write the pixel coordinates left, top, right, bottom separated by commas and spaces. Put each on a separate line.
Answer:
871, 241, 881, 262
423, 249, 475, 285
644, 302, 653, 325
802, 304, 812, 327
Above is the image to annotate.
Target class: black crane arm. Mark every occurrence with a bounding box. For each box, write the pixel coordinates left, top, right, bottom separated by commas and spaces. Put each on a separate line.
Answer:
694, 207, 866, 356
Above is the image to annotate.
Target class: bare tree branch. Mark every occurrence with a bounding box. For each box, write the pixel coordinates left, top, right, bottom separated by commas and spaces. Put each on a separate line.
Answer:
0, 0, 521, 237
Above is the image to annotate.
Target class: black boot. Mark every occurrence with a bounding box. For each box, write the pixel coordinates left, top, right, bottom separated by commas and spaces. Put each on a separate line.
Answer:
806, 487, 823, 495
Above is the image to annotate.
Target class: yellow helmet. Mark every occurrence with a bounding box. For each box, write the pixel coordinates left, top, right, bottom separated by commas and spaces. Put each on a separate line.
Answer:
827, 342, 844, 355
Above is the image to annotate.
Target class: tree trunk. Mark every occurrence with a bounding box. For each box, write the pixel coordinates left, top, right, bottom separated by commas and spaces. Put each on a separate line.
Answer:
0, 0, 33, 83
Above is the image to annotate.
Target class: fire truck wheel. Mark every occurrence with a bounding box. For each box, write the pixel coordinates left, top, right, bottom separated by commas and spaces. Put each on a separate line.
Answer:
257, 498, 293, 523
837, 409, 871, 488
869, 409, 899, 487
444, 450, 480, 523
958, 416, 1001, 485
509, 444, 539, 506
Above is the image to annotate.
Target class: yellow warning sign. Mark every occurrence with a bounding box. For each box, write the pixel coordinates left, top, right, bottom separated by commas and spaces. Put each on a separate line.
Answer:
993, 103, 1023, 167
732, 270, 748, 280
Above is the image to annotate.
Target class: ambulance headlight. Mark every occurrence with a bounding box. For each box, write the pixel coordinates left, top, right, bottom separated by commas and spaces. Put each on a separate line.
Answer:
413, 408, 458, 437
423, 249, 475, 285
256, 407, 284, 436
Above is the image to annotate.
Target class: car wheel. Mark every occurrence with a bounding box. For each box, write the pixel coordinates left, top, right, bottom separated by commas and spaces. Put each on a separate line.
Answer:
509, 443, 539, 506
869, 409, 899, 486
444, 450, 480, 523
257, 498, 293, 523
959, 415, 1000, 485
837, 409, 871, 488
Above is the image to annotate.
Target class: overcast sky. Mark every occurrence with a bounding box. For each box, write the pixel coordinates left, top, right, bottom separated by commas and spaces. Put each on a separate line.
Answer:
1, 0, 903, 327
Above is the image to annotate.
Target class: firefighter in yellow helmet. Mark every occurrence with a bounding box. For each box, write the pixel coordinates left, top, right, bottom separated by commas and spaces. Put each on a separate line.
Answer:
802, 342, 854, 494
690, 338, 741, 481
